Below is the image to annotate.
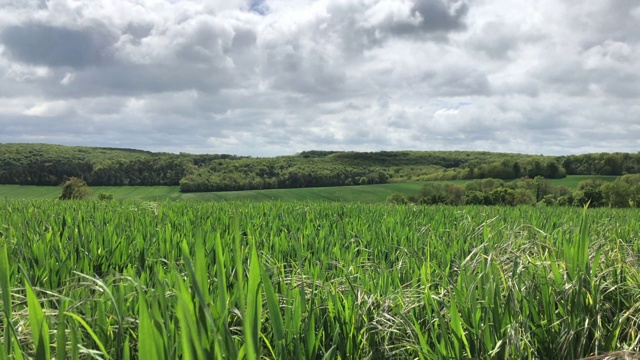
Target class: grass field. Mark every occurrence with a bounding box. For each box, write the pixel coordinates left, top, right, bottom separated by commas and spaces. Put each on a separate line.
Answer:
0, 183, 424, 202
0, 175, 619, 202
2, 200, 640, 359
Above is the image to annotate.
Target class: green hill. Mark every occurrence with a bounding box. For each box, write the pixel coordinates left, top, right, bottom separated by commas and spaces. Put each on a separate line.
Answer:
0, 143, 637, 194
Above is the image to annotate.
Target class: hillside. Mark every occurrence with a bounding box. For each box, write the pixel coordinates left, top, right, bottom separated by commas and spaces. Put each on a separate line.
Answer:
0, 143, 638, 192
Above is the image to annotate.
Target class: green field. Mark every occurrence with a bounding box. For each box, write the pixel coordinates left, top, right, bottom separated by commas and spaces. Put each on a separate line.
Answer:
2, 200, 640, 359
0, 175, 619, 202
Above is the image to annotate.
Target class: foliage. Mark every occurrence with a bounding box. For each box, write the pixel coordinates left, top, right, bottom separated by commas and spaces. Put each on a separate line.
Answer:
0, 143, 225, 186
179, 157, 391, 192
97, 192, 114, 201
2, 201, 640, 359
395, 175, 640, 208
559, 152, 640, 175
58, 177, 91, 200
386, 192, 408, 204
576, 179, 607, 207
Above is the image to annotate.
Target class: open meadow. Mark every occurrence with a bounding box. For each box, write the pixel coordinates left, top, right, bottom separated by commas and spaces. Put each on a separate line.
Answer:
2, 199, 640, 359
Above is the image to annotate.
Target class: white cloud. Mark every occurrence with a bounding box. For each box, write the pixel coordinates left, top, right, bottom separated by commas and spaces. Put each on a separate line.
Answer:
23, 100, 73, 117
0, 0, 638, 156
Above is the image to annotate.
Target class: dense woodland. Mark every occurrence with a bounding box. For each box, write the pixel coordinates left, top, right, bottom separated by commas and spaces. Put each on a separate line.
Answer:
1, 143, 640, 193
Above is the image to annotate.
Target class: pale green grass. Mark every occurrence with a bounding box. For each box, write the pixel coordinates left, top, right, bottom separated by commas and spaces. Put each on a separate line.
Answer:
0, 183, 426, 202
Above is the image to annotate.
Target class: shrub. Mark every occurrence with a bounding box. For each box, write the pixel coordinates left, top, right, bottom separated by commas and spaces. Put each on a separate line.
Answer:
387, 192, 408, 205
97, 192, 114, 201
59, 177, 91, 200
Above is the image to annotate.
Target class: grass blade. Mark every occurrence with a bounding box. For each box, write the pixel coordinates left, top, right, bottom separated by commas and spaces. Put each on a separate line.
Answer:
25, 281, 50, 360
65, 311, 110, 359
0, 241, 13, 356
245, 239, 262, 360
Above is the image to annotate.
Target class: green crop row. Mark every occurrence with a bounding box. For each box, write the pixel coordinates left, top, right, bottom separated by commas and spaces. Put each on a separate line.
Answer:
1, 200, 640, 359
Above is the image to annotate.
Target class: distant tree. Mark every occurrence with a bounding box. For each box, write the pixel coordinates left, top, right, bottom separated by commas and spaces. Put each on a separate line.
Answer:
576, 179, 606, 207
59, 177, 91, 200
527, 160, 544, 178
543, 161, 565, 178
488, 188, 516, 206
445, 184, 465, 205
532, 176, 553, 202
512, 162, 522, 178
556, 193, 575, 206
602, 174, 640, 207
512, 189, 535, 205
463, 190, 489, 205
620, 174, 640, 207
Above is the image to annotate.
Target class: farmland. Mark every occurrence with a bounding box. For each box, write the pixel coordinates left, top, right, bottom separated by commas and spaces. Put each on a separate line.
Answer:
2, 200, 640, 359
0, 175, 618, 202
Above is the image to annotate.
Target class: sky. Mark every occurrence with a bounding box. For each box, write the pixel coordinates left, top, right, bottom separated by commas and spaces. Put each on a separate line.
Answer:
0, 0, 639, 156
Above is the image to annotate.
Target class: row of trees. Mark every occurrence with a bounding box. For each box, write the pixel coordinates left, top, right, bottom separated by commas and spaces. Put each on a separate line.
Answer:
0, 144, 242, 186
559, 153, 640, 175
412, 159, 566, 181
389, 175, 640, 208
179, 158, 390, 192
0, 158, 194, 186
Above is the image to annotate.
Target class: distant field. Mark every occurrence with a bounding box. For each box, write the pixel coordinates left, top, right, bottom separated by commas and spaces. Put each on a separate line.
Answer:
0, 183, 425, 202
0, 175, 619, 202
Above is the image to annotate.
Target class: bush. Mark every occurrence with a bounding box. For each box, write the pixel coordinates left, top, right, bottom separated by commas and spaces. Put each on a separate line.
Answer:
464, 190, 490, 205
97, 192, 114, 201
387, 192, 408, 205
59, 177, 91, 200
576, 179, 606, 207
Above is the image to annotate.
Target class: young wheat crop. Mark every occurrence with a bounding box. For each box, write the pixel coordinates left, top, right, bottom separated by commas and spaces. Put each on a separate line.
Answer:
1, 200, 639, 359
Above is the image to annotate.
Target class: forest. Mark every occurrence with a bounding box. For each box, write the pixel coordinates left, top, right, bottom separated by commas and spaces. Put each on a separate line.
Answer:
1, 143, 640, 192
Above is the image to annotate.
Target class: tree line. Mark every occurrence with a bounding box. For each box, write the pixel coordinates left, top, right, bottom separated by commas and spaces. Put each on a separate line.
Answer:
388, 175, 640, 208
2, 143, 640, 193
179, 157, 390, 192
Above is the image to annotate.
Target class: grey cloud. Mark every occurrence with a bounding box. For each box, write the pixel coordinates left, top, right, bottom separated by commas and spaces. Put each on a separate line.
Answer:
572, 1, 640, 45
123, 22, 154, 45
31, 62, 233, 99
466, 21, 538, 59
1, 22, 116, 68
0, 0, 639, 156
249, 0, 268, 15
422, 67, 491, 96
530, 39, 640, 99
412, 0, 468, 33
364, 0, 469, 38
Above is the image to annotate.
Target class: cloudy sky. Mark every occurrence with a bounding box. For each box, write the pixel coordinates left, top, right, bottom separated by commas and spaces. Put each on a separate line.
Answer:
0, 0, 638, 156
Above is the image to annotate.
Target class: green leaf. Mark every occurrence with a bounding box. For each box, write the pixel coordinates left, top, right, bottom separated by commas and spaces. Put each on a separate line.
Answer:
65, 311, 110, 359
261, 262, 285, 357
56, 301, 68, 360
245, 240, 262, 360
25, 281, 50, 360
448, 296, 470, 358
138, 292, 164, 360
0, 241, 13, 356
